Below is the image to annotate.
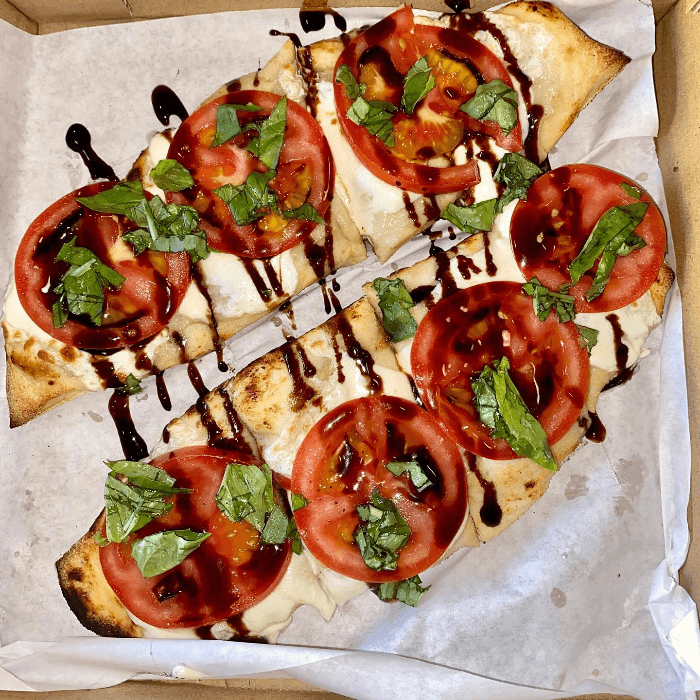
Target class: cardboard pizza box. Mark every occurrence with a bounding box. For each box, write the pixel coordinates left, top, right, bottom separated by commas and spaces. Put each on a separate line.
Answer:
0, 0, 696, 699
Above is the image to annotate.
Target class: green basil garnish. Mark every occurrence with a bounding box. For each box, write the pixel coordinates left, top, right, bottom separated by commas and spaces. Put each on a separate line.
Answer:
149, 159, 195, 192
336, 64, 366, 100
472, 357, 557, 471
376, 575, 430, 607
103, 460, 191, 544
401, 56, 435, 115
51, 238, 125, 328
372, 277, 417, 343
211, 103, 262, 148
354, 489, 411, 572
385, 461, 432, 490
442, 198, 497, 235
291, 493, 309, 511
261, 504, 290, 545
461, 79, 518, 135
569, 202, 648, 301
522, 277, 575, 323
285, 517, 303, 555
116, 374, 143, 396
282, 203, 325, 224
76, 181, 145, 216
493, 153, 542, 213
215, 171, 278, 226
576, 324, 599, 356
131, 529, 211, 578
245, 96, 287, 171
347, 97, 397, 147
215, 462, 274, 532
621, 182, 643, 200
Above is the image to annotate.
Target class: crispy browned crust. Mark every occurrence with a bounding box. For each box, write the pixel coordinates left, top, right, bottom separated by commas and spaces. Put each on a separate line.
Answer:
650, 261, 675, 316
489, 1, 630, 162
56, 513, 142, 638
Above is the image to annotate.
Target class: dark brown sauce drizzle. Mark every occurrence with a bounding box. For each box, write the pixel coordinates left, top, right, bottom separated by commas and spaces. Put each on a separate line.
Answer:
281, 342, 320, 412
187, 361, 209, 398
151, 85, 189, 126
585, 411, 607, 443
332, 313, 383, 394
279, 300, 297, 330
297, 45, 320, 120
241, 258, 276, 304
482, 231, 497, 276
299, 8, 347, 33
65, 124, 118, 182
467, 453, 502, 527
603, 314, 634, 391
108, 392, 148, 461
269, 29, 302, 48
195, 614, 267, 643
321, 281, 343, 315
191, 264, 228, 372
403, 192, 421, 229
444, 0, 471, 12
155, 371, 172, 412
162, 425, 170, 444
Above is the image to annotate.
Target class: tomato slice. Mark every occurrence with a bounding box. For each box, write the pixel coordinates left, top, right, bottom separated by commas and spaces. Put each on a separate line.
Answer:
334, 7, 521, 194
100, 446, 291, 629
167, 90, 332, 258
509, 164, 667, 313
13, 182, 191, 350
410, 282, 589, 461
291, 396, 468, 583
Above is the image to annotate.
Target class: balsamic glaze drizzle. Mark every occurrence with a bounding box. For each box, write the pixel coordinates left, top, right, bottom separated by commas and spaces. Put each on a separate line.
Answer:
108, 392, 148, 461
299, 8, 347, 33
151, 85, 189, 126
65, 124, 118, 182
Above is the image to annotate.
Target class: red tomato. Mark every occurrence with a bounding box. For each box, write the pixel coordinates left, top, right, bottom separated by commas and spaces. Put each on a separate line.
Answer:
100, 446, 291, 629
167, 90, 332, 258
411, 282, 589, 461
13, 182, 191, 350
291, 396, 468, 583
333, 6, 521, 194
510, 164, 667, 313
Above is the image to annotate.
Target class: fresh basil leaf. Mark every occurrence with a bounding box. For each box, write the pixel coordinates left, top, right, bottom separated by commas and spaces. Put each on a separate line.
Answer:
354, 489, 411, 572
285, 517, 303, 555
442, 198, 497, 235
291, 493, 309, 511
522, 277, 575, 323
461, 79, 518, 135
149, 159, 195, 192
376, 575, 430, 607
105, 460, 190, 493
246, 96, 286, 171
401, 56, 435, 115
211, 103, 261, 148
216, 462, 275, 533
76, 181, 145, 215
493, 153, 543, 213
372, 277, 416, 343
347, 97, 397, 147
472, 357, 557, 471
131, 529, 211, 578
282, 203, 325, 224
336, 64, 366, 100
621, 182, 643, 199
215, 171, 278, 226
385, 460, 432, 490
576, 324, 599, 356
93, 532, 109, 547
261, 504, 289, 545
569, 202, 648, 299
116, 374, 143, 396
52, 238, 125, 327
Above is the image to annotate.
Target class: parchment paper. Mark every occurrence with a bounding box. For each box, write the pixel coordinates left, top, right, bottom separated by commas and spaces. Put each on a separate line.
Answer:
1, 3, 699, 698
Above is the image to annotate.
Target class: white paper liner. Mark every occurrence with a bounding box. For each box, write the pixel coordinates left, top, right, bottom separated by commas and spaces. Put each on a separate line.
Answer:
0, 2, 698, 698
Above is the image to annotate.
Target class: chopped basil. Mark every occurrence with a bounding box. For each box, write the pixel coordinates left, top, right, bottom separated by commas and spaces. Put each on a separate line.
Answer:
336, 64, 366, 100
401, 56, 435, 115
285, 517, 303, 555
149, 159, 195, 192
246, 96, 287, 171
372, 277, 417, 343
76, 181, 145, 216
522, 277, 575, 323
493, 153, 543, 213
93, 532, 109, 547
576, 324, 599, 356
621, 182, 643, 199
385, 460, 432, 490
569, 202, 648, 301
376, 575, 430, 607
472, 357, 557, 471
282, 203, 325, 224
291, 493, 309, 511
442, 198, 497, 235
121, 195, 209, 263
51, 237, 125, 328
117, 374, 143, 396
215, 462, 274, 532
215, 171, 278, 226
131, 529, 211, 578
461, 79, 518, 135
347, 97, 397, 147
261, 504, 290, 545
103, 461, 191, 544
354, 489, 411, 572
211, 103, 262, 148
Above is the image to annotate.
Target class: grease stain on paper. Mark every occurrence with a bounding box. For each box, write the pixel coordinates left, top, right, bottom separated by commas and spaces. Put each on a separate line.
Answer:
87, 410, 103, 423
550, 588, 567, 608
564, 474, 588, 500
